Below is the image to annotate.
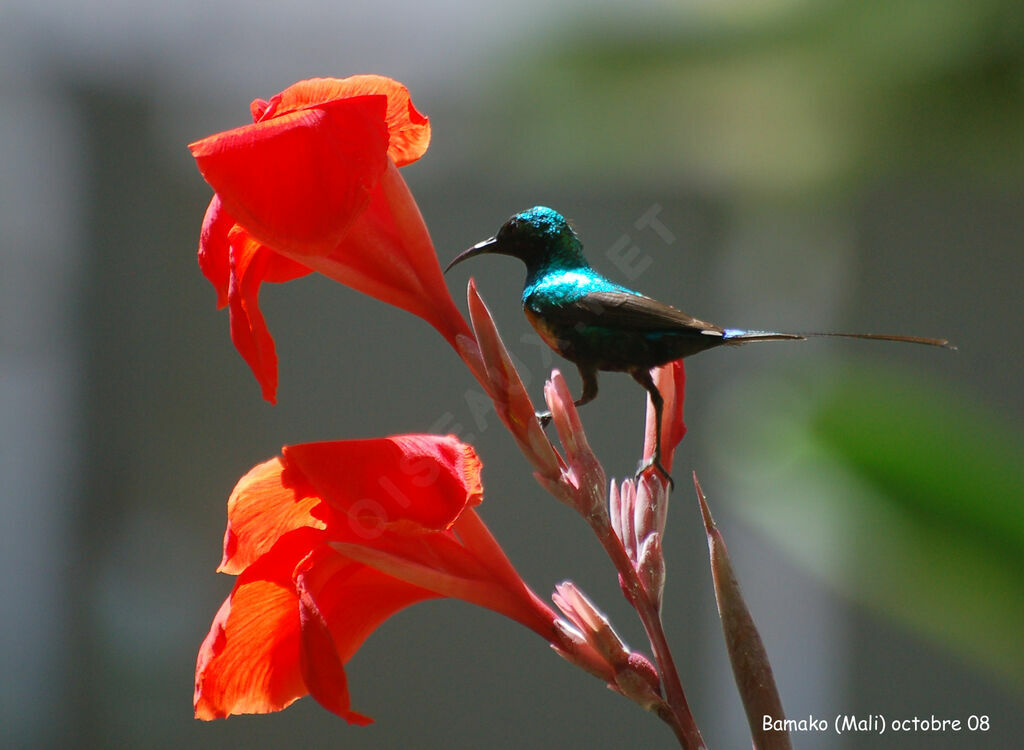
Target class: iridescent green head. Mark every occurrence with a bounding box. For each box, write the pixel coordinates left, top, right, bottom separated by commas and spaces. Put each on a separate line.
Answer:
445, 206, 587, 274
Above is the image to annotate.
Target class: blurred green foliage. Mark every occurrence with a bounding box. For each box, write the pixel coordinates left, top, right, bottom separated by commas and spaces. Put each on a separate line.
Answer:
713, 363, 1024, 686
488, 0, 1024, 191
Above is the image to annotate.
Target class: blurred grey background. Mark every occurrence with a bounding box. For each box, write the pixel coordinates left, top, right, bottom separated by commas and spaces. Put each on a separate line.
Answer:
2, 1, 1022, 748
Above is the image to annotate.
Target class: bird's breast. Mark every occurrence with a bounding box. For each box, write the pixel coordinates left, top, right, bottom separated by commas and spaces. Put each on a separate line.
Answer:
524, 306, 568, 355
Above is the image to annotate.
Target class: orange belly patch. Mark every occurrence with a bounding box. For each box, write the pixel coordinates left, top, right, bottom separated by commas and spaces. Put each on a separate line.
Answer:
524, 307, 566, 354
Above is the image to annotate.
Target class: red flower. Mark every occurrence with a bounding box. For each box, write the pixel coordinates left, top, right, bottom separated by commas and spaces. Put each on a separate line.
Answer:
194, 435, 558, 723
190, 76, 471, 402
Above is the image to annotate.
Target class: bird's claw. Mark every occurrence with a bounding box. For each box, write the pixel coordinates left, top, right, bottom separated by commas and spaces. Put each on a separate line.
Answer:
635, 456, 674, 490
535, 409, 553, 428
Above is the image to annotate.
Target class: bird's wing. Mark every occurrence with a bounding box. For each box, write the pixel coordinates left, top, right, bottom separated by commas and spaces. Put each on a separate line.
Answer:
543, 290, 724, 335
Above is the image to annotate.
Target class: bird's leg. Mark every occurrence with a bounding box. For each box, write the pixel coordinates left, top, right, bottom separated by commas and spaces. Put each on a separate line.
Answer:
630, 368, 674, 489
536, 365, 599, 428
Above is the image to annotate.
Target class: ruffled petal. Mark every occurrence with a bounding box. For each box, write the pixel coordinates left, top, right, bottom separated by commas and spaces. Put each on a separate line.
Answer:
263, 76, 430, 166
194, 531, 322, 719
282, 435, 482, 534
190, 96, 390, 257
221, 457, 328, 575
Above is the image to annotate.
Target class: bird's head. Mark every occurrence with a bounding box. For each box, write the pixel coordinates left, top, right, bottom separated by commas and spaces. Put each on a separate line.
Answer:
445, 206, 585, 274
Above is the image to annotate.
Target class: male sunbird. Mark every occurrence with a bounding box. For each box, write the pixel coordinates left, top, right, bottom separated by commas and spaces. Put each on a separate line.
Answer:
445, 206, 952, 486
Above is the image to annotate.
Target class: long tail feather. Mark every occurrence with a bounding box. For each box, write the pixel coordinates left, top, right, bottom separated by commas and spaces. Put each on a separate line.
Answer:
723, 329, 954, 349
800, 332, 955, 348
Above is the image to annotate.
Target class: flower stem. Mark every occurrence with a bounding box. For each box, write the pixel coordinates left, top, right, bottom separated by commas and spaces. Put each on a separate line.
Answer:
591, 515, 706, 750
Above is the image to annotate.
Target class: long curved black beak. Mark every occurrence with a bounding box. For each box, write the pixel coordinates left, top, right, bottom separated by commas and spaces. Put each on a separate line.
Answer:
444, 236, 499, 273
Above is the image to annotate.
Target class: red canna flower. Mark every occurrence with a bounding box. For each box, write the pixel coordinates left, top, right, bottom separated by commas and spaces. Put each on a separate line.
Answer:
194, 435, 560, 723
190, 76, 472, 402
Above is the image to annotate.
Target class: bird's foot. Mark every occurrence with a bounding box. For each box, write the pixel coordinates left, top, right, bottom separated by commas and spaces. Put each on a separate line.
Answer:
635, 456, 674, 490
535, 409, 553, 428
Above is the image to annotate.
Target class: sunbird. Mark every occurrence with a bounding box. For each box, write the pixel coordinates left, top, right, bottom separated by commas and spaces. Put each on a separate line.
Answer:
445, 206, 952, 486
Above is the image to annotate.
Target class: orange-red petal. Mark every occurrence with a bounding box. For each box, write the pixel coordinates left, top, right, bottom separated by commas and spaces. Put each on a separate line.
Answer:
226, 233, 279, 403
297, 547, 439, 704
282, 436, 482, 534
190, 96, 389, 257
220, 457, 328, 575
318, 566, 440, 663
206, 212, 307, 404
195, 531, 322, 720
294, 553, 372, 725
643, 360, 687, 473
329, 534, 557, 641
293, 161, 472, 348
220, 225, 313, 403
297, 164, 426, 315
198, 196, 232, 308
200, 194, 314, 299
